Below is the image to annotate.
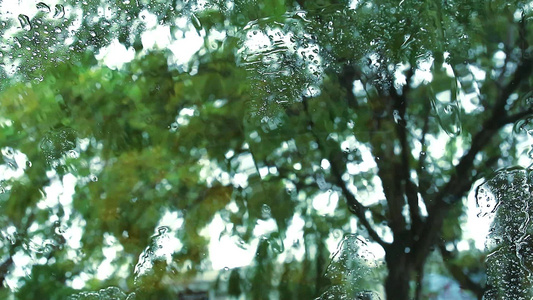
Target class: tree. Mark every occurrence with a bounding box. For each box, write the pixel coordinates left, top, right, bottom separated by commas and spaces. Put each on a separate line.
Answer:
0, 0, 532, 299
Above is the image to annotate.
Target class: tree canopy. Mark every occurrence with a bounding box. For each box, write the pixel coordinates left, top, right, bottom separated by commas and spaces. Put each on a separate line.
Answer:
0, 0, 532, 299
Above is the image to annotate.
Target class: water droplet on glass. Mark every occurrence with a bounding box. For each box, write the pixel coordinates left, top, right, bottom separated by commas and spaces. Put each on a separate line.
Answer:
428, 88, 462, 137
69, 286, 129, 299
2, 147, 13, 157
427, 66, 463, 137
319, 235, 381, 299
68, 150, 78, 158
191, 13, 202, 33
393, 109, 406, 126
6, 234, 16, 245
261, 204, 271, 218
36, 2, 51, 13
513, 117, 532, 135
53, 4, 65, 19
157, 226, 169, 235
54, 226, 65, 235
90, 175, 98, 182
302, 85, 320, 97
18, 14, 32, 31
13, 37, 22, 48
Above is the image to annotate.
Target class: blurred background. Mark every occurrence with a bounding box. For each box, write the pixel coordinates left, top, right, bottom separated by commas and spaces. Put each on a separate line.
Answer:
0, 0, 532, 299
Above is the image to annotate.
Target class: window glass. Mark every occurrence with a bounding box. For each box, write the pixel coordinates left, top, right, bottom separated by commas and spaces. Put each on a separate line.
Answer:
0, 1, 532, 299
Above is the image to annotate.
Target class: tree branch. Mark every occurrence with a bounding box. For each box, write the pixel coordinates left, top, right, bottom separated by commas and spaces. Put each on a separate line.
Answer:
416, 98, 432, 203
390, 70, 422, 232
339, 64, 359, 109
414, 261, 425, 300
413, 55, 533, 268
518, 11, 529, 57
439, 244, 484, 299
339, 63, 414, 237
329, 155, 390, 248
0, 256, 13, 290
301, 96, 390, 249
500, 108, 533, 126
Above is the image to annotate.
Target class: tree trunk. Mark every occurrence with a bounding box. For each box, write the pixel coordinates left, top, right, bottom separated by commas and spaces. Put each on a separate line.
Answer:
385, 243, 413, 300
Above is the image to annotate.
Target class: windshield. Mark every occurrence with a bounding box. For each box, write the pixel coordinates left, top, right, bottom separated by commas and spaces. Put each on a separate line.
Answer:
0, 1, 532, 299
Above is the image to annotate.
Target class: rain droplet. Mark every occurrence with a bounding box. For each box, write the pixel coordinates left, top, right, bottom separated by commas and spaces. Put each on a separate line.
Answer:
347, 120, 355, 128
261, 204, 271, 218
428, 72, 463, 137
2, 147, 14, 157
18, 14, 32, 31
6, 235, 16, 245
36, 2, 51, 13
53, 4, 65, 19
157, 226, 169, 235
13, 37, 22, 48
54, 225, 65, 235
191, 13, 202, 33
513, 117, 532, 135
90, 175, 98, 182
393, 109, 406, 126
68, 150, 78, 158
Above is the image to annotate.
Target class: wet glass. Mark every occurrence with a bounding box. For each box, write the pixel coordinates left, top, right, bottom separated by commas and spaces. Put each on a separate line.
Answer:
0, 1, 532, 299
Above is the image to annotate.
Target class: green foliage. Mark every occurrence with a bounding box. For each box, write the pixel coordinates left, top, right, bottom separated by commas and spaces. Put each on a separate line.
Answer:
0, 0, 532, 299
